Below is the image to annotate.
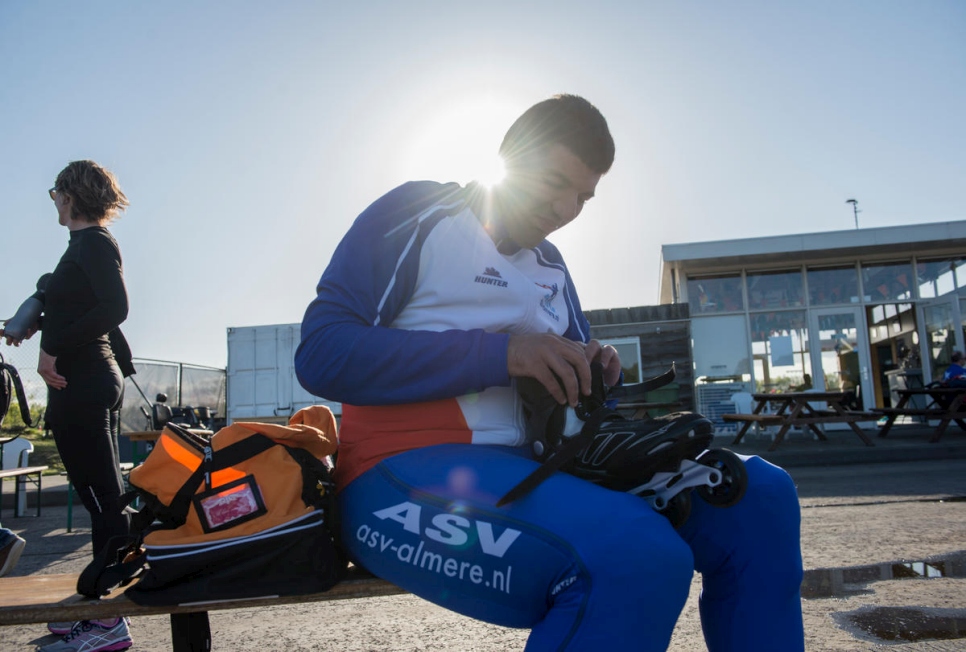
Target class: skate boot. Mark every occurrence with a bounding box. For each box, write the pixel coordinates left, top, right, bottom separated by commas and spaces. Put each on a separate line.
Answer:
499, 361, 748, 527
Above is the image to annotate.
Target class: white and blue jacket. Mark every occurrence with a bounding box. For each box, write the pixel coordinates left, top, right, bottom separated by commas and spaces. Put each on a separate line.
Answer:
295, 181, 590, 487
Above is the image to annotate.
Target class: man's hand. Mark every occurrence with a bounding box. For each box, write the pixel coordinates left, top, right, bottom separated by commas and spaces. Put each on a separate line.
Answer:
507, 334, 622, 406
583, 340, 622, 386
38, 349, 67, 390
508, 333, 590, 406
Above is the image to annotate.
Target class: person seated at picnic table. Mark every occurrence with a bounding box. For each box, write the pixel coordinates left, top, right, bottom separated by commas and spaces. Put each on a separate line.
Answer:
295, 94, 805, 651
942, 351, 966, 387
931, 351, 966, 412
791, 373, 812, 392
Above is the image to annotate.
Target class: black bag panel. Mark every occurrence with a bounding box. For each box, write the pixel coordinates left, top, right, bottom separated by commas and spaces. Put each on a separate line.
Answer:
125, 511, 347, 606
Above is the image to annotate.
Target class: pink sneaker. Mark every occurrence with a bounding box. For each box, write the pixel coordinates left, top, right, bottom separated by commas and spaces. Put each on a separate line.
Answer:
40, 618, 133, 651
47, 621, 77, 636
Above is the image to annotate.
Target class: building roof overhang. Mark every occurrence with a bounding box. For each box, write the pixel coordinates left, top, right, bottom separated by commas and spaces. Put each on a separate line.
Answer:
659, 220, 966, 303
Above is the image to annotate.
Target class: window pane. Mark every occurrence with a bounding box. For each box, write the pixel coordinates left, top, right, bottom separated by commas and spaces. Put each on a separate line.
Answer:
687, 275, 744, 314
807, 266, 859, 306
816, 313, 861, 392
691, 315, 751, 434
923, 303, 957, 383
917, 258, 960, 298
749, 311, 811, 392
600, 337, 641, 383
861, 261, 915, 302
746, 270, 804, 310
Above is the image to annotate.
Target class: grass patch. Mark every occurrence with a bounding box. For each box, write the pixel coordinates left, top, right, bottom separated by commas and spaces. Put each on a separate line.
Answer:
24, 430, 65, 475
1, 428, 65, 475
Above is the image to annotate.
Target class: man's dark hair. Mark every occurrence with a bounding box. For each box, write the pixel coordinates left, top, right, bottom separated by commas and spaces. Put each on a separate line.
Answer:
499, 94, 615, 174
952, 350, 964, 364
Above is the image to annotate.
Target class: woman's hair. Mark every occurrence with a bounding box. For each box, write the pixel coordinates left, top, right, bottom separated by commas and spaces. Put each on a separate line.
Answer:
499, 94, 615, 174
54, 160, 129, 223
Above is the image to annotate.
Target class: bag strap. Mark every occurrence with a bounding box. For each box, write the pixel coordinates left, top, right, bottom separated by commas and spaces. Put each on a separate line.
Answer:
161, 426, 278, 527
0, 360, 35, 427
76, 492, 148, 598
284, 445, 347, 576
283, 446, 336, 508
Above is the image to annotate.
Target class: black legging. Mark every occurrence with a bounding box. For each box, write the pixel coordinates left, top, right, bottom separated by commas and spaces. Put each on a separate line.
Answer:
47, 363, 130, 555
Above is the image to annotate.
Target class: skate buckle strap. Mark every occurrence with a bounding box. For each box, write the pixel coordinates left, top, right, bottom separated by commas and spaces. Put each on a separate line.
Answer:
606, 363, 676, 405
497, 407, 613, 507
499, 362, 676, 506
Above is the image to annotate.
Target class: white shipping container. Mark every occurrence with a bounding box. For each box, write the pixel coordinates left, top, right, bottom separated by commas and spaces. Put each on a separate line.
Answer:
226, 323, 341, 424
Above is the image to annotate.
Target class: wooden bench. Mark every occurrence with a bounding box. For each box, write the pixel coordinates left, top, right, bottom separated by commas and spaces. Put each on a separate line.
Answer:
721, 413, 786, 426
871, 406, 966, 442
0, 465, 49, 517
724, 391, 877, 451
872, 387, 966, 442
0, 566, 404, 651
872, 407, 941, 417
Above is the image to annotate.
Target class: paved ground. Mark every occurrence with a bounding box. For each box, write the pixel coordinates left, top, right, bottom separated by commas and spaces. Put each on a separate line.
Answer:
2, 424, 966, 650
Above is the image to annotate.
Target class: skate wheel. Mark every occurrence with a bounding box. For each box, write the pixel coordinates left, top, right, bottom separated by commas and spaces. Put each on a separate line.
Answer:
695, 449, 748, 508
661, 491, 691, 529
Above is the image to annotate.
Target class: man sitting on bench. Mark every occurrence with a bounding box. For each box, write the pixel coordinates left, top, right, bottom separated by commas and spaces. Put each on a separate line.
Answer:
295, 94, 805, 651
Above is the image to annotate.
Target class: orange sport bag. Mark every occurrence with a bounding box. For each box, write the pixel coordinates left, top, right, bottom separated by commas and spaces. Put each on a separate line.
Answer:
78, 406, 347, 605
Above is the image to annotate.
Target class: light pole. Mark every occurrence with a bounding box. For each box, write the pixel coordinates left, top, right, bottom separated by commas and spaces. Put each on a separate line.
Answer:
846, 199, 859, 229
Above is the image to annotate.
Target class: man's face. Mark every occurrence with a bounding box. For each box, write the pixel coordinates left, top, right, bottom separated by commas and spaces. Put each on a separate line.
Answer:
498, 143, 603, 249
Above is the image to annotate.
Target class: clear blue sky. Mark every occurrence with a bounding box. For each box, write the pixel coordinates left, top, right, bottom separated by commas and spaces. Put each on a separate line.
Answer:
2, 1, 964, 370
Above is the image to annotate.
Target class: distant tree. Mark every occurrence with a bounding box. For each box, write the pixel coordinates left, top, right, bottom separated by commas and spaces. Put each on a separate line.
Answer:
0, 398, 45, 433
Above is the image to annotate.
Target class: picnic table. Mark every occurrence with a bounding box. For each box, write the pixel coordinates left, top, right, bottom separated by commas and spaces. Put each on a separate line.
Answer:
120, 427, 214, 463
873, 386, 966, 443
724, 391, 876, 452
616, 400, 683, 419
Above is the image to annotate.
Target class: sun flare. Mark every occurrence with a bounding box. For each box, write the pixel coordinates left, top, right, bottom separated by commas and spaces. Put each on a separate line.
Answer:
402, 96, 521, 188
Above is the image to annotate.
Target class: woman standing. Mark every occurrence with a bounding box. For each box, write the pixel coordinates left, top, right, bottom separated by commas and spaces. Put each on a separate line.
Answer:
36, 160, 134, 652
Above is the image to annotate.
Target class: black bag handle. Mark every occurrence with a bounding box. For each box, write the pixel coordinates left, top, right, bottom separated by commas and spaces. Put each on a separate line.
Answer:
0, 352, 35, 428
76, 491, 149, 598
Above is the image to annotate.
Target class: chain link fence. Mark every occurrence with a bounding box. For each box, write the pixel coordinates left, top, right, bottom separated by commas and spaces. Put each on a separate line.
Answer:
122, 359, 227, 433
1, 338, 226, 435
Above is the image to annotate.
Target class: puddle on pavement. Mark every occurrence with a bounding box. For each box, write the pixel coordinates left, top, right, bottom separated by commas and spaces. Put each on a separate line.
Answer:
837, 607, 966, 643
804, 550, 966, 643
801, 550, 966, 599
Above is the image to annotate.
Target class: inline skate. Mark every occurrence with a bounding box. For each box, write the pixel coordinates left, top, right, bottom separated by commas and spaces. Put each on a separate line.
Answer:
499, 362, 747, 527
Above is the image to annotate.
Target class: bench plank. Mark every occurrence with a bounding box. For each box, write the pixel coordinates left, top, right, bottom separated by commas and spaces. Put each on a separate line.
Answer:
871, 408, 949, 417
721, 414, 784, 424
723, 413, 875, 425
0, 465, 49, 517
778, 414, 875, 424
0, 567, 404, 626
0, 466, 49, 480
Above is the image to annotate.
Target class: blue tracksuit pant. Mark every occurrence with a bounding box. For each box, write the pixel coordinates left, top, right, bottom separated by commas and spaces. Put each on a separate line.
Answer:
339, 444, 804, 651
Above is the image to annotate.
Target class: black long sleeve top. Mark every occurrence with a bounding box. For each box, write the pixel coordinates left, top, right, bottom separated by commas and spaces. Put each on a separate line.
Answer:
39, 226, 128, 374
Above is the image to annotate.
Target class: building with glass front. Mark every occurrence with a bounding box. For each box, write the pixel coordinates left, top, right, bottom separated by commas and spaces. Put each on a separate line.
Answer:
657, 220, 966, 424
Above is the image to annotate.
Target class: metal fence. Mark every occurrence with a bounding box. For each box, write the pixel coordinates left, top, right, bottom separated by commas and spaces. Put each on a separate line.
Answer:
0, 338, 226, 433
122, 359, 227, 433
0, 338, 47, 416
